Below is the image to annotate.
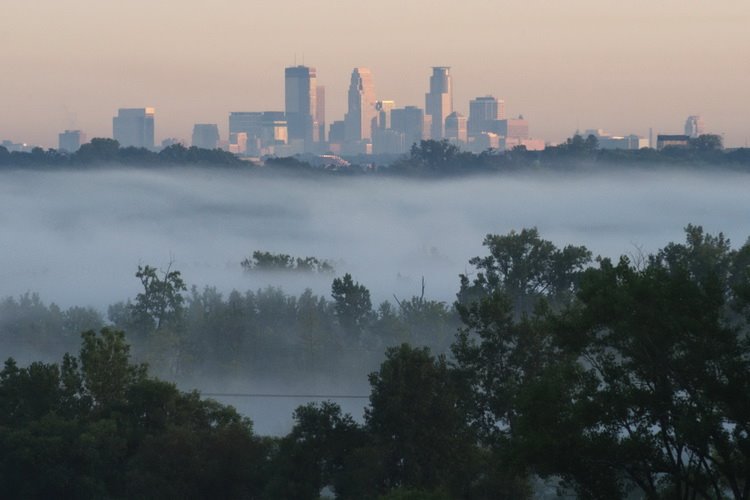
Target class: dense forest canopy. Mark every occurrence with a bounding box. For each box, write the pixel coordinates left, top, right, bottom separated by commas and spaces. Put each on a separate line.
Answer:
1, 226, 749, 498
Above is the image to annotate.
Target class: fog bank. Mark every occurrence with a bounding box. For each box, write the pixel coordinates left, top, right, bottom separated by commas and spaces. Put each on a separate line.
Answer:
1, 167, 749, 311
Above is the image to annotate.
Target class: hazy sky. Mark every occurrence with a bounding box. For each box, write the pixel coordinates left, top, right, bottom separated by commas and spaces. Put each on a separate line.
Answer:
2, 0, 748, 147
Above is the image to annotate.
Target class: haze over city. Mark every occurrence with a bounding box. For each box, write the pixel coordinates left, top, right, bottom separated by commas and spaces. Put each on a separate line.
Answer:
2, 0, 748, 148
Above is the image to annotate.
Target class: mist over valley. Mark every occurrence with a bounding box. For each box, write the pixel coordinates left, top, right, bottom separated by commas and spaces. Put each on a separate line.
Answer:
2, 165, 750, 436
2, 166, 747, 310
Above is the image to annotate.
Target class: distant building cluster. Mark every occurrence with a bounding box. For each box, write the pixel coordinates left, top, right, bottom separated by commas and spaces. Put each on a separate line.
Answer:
0, 63, 717, 158
100, 66, 548, 158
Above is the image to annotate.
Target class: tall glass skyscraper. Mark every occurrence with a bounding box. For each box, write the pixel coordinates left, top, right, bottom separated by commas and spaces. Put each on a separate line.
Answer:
284, 66, 318, 149
344, 67, 377, 143
425, 67, 452, 140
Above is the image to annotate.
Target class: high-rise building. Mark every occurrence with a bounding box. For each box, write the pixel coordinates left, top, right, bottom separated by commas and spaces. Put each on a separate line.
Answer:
445, 112, 468, 144
192, 124, 220, 149
391, 106, 427, 150
684, 115, 705, 138
229, 111, 287, 155
284, 66, 318, 148
344, 67, 377, 143
425, 67, 453, 140
375, 100, 396, 130
316, 85, 326, 143
498, 116, 529, 139
468, 96, 505, 137
58, 130, 86, 152
113, 108, 155, 149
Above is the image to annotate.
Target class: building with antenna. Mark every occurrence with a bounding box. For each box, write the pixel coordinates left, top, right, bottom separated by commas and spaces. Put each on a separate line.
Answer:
344, 67, 377, 144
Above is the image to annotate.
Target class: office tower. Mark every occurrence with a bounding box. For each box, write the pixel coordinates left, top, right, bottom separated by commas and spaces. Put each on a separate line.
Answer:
113, 108, 155, 149
284, 66, 318, 148
316, 85, 326, 143
391, 106, 427, 150
58, 130, 86, 152
344, 67, 377, 143
445, 112, 468, 143
468, 96, 505, 137
425, 67, 453, 140
229, 111, 287, 155
498, 116, 529, 139
230, 112, 263, 137
684, 115, 705, 138
192, 124, 220, 149
375, 100, 396, 130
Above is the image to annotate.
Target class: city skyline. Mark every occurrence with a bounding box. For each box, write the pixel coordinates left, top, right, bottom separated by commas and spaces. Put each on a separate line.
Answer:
1, 0, 748, 148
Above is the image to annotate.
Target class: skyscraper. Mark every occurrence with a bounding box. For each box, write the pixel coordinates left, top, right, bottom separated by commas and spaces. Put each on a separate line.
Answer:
391, 106, 427, 150
468, 96, 505, 137
113, 108, 155, 149
344, 67, 377, 143
375, 100, 396, 130
425, 67, 453, 140
316, 85, 326, 143
191, 124, 220, 149
445, 112, 468, 143
684, 115, 705, 138
284, 66, 318, 148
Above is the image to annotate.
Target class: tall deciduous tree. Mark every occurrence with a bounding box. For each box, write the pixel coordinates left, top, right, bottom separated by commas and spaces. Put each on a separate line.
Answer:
331, 273, 373, 335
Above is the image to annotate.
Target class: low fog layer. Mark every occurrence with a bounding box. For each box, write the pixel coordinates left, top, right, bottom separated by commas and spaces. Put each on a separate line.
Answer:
1, 167, 749, 309
2, 166, 750, 434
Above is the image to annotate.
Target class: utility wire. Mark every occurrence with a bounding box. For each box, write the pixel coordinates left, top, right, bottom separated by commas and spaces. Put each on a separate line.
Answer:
201, 392, 369, 399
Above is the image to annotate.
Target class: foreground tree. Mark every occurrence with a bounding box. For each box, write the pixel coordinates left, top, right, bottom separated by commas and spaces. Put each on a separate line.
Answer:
331, 273, 373, 335
458, 227, 592, 316
0, 329, 268, 499
455, 226, 750, 498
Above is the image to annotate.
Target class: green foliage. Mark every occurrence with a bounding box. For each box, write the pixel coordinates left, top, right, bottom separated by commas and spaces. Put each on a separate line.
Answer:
331, 273, 373, 335
241, 250, 335, 274
79, 328, 147, 409
265, 401, 366, 499
458, 227, 591, 316
76, 138, 121, 163
131, 264, 187, 332
0, 330, 266, 499
455, 225, 750, 499
365, 345, 477, 496
690, 133, 724, 151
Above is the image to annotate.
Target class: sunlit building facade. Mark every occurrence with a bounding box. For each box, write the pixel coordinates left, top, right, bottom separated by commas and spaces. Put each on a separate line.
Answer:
425, 67, 452, 140
344, 67, 377, 143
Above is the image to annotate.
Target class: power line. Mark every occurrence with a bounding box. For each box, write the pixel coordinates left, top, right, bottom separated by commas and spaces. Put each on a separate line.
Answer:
201, 392, 369, 399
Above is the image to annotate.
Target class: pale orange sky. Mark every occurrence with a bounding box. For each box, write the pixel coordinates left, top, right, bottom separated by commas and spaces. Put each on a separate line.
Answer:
1, 0, 748, 147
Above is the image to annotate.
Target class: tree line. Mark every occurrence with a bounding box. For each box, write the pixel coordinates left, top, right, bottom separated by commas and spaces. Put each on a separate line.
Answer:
3, 135, 750, 175
0, 139, 242, 167
2, 226, 750, 498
